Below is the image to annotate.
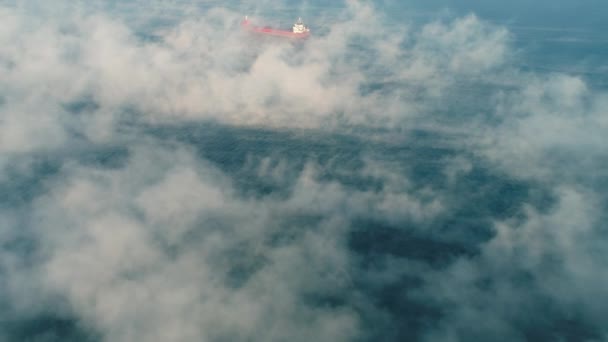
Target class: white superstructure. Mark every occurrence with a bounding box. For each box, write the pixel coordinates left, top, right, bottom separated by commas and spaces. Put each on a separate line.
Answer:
292, 18, 310, 34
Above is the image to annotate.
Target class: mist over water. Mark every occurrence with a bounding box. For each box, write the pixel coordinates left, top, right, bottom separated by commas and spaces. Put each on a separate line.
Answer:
1, 1, 607, 341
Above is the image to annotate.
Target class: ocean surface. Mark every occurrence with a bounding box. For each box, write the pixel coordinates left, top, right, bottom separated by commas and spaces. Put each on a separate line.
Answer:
1, 1, 607, 341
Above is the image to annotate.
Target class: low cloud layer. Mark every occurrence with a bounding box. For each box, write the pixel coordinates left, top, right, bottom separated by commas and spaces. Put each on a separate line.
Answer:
0, 0, 512, 152
1, 1, 607, 341
2, 142, 443, 341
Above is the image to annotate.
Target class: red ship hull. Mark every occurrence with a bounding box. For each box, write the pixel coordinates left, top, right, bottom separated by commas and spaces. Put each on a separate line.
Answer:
241, 19, 310, 39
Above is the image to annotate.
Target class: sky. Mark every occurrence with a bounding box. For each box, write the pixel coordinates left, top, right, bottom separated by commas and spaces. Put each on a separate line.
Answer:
0, 0, 607, 341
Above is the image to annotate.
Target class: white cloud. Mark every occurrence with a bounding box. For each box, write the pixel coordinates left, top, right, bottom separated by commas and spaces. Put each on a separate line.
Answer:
0, 1, 514, 153
478, 74, 608, 180
418, 187, 607, 341
2, 1, 607, 340
0, 141, 440, 341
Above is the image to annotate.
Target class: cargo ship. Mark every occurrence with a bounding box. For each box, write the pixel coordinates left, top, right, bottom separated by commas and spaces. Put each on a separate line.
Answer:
241, 16, 310, 39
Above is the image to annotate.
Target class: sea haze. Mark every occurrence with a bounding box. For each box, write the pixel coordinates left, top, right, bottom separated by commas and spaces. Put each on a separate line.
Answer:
0, 0, 607, 341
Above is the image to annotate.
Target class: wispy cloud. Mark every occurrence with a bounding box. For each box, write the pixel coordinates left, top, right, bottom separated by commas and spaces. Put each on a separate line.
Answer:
0, 1, 512, 144
8, 143, 439, 341
1, 1, 608, 341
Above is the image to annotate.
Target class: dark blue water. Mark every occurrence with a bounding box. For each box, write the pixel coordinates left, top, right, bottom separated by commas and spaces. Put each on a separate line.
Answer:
1, 1, 607, 341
